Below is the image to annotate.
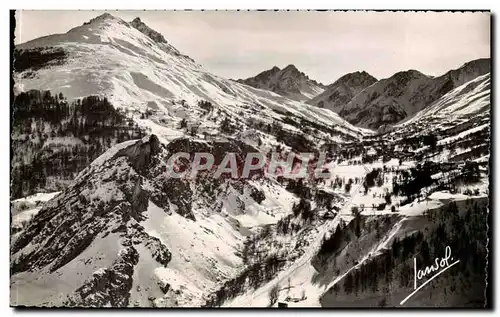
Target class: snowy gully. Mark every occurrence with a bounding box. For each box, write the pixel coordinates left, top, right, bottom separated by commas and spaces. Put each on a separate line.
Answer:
400, 246, 460, 305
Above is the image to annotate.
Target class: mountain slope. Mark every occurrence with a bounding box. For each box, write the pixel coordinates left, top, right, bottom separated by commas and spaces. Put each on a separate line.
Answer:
11, 13, 370, 307
236, 65, 326, 102
14, 14, 367, 143
11, 13, 490, 308
307, 71, 377, 112
11, 135, 305, 307
401, 73, 490, 126
336, 58, 490, 130
12, 13, 372, 199
222, 72, 491, 308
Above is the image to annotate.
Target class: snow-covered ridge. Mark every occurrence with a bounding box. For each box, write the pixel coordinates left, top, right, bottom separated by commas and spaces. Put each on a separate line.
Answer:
10, 133, 305, 307
332, 58, 490, 130
401, 73, 490, 126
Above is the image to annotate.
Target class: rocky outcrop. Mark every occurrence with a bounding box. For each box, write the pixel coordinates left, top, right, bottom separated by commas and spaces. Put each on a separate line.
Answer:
130, 17, 167, 43
114, 134, 161, 173
65, 246, 139, 307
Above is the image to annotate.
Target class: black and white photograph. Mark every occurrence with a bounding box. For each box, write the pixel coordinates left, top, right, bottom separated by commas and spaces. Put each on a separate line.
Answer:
9, 9, 492, 308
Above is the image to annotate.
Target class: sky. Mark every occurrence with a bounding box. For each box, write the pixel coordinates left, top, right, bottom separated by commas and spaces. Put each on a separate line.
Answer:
15, 10, 490, 84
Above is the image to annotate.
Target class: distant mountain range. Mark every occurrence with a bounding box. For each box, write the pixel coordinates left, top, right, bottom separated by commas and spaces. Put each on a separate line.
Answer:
334, 58, 491, 130
242, 59, 490, 130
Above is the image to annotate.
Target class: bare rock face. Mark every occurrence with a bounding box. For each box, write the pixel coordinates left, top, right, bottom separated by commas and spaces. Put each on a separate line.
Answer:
10, 135, 173, 307
148, 137, 265, 221
65, 246, 140, 307
130, 17, 167, 43
114, 134, 161, 173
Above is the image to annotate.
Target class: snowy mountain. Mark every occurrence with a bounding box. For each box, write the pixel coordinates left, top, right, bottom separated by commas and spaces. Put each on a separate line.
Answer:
307, 71, 378, 112
11, 13, 369, 307
401, 73, 490, 127
14, 13, 365, 141
223, 70, 491, 308
12, 13, 369, 199
236, 65, 326, 102
11, 134, 308, 307
11, 12, 490, 308
335, 58, 490, 130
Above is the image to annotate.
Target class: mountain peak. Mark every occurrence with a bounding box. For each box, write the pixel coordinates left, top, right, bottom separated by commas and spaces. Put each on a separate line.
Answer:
237, 64, 325, 101
393, 69, 427, 77
94, 12, 115, 20
129, 17, 167, 43
308, 70, 377, 110
336, 71, 377, 82
333, 59, 489, 129
283, 64, 299, 72
451, 58, 490, 78
82, 12, 123, 27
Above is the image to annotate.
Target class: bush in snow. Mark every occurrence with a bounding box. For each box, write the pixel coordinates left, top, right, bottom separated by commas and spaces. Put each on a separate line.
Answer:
268, 284, 279, 307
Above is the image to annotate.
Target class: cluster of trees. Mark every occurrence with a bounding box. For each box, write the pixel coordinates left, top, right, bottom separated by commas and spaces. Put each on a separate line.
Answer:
220, 117, 236, 134
285, 179, 310, 198
13, 92, 132, 135
362, 154, 379, 164
11, 90, 144, 198
198, 100, 214, 113
268, 284, 280, 307
286, 179, 337, 211
368, 169, 383, 187
204, 253, 286, 307
271, 109, 356, 143
318, 223, 345, 256
463, 188, 480, 196
292, 198, 314, 221
14, 47, 67, 73
324, 200, 487, 305
276, 214, 302, 236
343, 178, 358, 193
241, 225, 274, 265
140, 109, 154, 119
401, 134, 435, 152
317, 211, 367, 257
341, 249, 395, 296
422, 134, 438, 150
392, 161, 436, 203
363, 168, 384, 194
179, 118, 187, 129
460, 161, 481, 184
246, 116, 319, 153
